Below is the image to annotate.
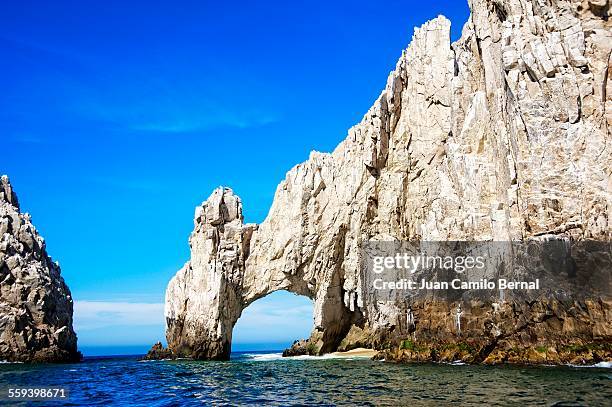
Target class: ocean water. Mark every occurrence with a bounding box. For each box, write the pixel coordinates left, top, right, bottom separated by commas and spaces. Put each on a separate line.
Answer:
1, 352, 611, 406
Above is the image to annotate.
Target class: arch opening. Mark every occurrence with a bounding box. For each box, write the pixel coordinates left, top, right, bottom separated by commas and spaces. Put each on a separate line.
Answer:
232, 290, 314, 353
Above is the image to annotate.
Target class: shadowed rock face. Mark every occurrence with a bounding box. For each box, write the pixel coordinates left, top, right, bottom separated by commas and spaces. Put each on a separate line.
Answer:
164, 0, 611, 363
0, 176, 80, 362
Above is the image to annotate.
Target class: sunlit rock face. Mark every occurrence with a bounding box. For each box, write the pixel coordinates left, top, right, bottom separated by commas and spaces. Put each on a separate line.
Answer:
165, 188, 257, 359
165, 0, 611, 363
0, 176, 80, 362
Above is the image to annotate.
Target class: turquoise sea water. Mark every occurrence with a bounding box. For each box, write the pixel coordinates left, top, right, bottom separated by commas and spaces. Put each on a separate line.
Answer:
1, 352, 610, 406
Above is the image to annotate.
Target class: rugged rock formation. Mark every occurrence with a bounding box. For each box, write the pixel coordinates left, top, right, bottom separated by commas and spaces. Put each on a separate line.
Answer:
0, 176, 80, 362
165, 188, 256, 359
142, 342, 175, 360
164, 0, 611, 364
282, 339, 317, 357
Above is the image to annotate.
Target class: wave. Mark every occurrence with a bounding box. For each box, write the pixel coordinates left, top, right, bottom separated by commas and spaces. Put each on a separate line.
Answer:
567, 361, 611, 369
240, 355, 612, 367
239, 353, 372, 362
239, 353, 284, 361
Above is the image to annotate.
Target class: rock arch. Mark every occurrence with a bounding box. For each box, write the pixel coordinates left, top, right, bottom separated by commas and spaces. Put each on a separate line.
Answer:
165, 187, 363, 359
164, 3, 611, 362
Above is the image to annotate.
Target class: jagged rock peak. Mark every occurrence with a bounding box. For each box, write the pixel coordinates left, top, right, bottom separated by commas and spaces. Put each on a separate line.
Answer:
194, 187, 243, 227
0, 175, 80, 362
0, 175, 19, 211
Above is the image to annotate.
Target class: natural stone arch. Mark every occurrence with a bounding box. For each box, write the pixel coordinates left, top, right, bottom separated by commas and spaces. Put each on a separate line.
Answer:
163, 5, 612, 363
165, 188, 363, 359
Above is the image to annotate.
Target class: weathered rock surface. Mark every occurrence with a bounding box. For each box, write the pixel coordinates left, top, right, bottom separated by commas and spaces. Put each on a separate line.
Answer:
282, 339, 316, 357
142, 342, 175, 360
164, 0, 611, 364
165, 188, 256, 359
0, 176, 80, 362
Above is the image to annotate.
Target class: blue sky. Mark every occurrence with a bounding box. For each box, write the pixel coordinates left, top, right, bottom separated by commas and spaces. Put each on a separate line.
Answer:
0, 0, 470, 355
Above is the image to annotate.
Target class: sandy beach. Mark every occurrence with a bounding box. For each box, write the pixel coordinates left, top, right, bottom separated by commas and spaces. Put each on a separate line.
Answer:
331, 348, 378, 358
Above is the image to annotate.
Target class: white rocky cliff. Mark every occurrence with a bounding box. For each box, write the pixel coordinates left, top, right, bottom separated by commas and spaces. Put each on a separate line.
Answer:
0, 176, 79, 362
163, 0, 611, 363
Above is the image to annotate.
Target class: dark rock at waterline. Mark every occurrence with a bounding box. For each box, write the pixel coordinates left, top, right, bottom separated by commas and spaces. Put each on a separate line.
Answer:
142, 342, 175, 360
0, 175, 81, 363
282, 339, 318, 357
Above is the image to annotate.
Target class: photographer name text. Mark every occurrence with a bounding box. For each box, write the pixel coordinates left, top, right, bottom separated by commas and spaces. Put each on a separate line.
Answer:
372, 278, 539, 290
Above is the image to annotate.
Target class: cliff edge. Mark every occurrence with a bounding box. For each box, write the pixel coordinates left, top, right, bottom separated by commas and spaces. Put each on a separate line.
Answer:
162, 0, 611, 364
0, 176, 80, 362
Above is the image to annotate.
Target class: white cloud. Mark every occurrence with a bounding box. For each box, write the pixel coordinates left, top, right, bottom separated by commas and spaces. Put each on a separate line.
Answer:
74, 301, 164, 331
129, 112, 278, 133
69, 90, 280, 134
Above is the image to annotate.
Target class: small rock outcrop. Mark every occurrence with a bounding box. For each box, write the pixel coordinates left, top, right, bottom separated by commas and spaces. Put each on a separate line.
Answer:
164, 0, 611, 364
282, 339, 317, 357
142, 342, 175, 360
0, 176, 80, 362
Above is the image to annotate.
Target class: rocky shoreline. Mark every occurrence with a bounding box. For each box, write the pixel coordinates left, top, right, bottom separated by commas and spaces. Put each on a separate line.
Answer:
376, 341, 611, 366
149, 293, 612, 366
144, 339, 610, 366
280, 297, 611, 365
